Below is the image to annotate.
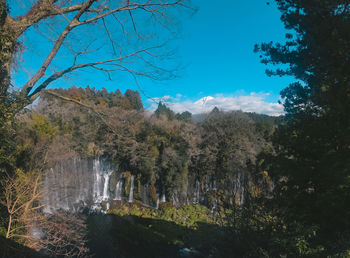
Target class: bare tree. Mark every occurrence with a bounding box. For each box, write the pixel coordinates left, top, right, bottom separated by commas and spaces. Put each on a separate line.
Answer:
2, 0, 192, 104
28, 212, 89, 257
0, 169, 89, 256
1, 170, 43, 240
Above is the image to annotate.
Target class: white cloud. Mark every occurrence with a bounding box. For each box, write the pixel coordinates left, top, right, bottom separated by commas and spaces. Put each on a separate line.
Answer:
148, 93, 284, 116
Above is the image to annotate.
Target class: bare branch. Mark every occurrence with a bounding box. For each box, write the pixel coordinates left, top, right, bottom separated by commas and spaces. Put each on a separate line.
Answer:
4, 0, 193, 108
1, 170, 89, 256
11, 1, 91, 37
28, 45, 164, 99
23, 0, 96, 95
102, 17, 117, 55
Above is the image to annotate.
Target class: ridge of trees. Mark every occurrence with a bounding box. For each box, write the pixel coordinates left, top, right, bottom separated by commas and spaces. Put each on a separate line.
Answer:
42, 86, 144, 111
27, 88, 274, 187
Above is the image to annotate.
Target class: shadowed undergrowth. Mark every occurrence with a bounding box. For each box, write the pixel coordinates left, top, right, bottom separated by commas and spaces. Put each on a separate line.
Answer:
87, 214, 233, 258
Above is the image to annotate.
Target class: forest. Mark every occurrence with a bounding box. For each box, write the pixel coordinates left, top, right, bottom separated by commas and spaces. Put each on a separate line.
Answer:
1, 86, 278, 256
1, 0, 350, 257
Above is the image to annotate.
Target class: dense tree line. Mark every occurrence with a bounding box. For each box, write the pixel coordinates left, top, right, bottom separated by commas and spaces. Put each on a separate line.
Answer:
23, 87, 274, 203
0, 86, 278, 255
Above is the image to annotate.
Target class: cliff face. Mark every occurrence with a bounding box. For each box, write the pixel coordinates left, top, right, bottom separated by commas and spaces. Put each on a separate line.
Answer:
43, 157, 246, 213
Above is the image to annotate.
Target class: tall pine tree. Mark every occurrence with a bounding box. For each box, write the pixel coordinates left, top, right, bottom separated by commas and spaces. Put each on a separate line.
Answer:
255, 0, 350, 243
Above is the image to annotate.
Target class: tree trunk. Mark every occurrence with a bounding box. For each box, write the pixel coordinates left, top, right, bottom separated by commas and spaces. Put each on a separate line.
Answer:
6, 214, 12, 238
0, 1, 17, 96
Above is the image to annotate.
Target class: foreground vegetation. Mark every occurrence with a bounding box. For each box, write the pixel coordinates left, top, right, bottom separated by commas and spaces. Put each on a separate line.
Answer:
1, 0, 350, 257
0, 85, 278, 256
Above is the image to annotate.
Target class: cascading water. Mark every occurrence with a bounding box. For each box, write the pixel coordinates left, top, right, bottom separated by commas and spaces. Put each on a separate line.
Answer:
43, 156, 234, 213
156, 195, 160, 209
267, 179, 275, 199
103, 172, 112, 201
233, 172, 245, 205
43, 159, 93, 213
212, 180, 217, 191
128, 175, 134, 203
240, 187, 244, 205
91, 159, 115, 210
193, 180, 200, 204
160, 193, 166, 203
159, 187, 166, 203
92, 159, 103, 204
43, 168, 53, 214
172, 192, 179, 206
211, 199, 218, 214
43, 157, 116, 213
114, 180, 123, 201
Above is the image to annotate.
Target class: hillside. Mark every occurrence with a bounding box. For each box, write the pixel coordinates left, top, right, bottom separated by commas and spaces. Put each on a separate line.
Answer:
16, 87, 276, 211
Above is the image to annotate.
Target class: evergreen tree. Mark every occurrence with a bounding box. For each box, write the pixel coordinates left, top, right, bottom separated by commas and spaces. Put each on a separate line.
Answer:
154, 102, 175, 120
175, 111, 192, 122
124, 89, 144, 111
256, 0, 350, 248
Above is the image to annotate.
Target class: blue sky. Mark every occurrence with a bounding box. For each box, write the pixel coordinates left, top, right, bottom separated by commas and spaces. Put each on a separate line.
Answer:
13, 0, 294, 115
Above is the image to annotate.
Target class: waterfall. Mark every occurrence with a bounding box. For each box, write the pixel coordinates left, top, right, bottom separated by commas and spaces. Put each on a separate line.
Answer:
211, 199, 218, 214
156, 195, 160, 209
128, 175, 134, 203
114, 180, 123, 201
193, 180, 200, 204
160, 187, 166, 203
212, 180, 217, 191
93, 159, 103, 203
267, 180, 275, 199
43, 156, 232, 212
240, 187, 244, 205
160, 193, 166, 203
233, 172, 245, 205
92, 158, 114, 209
102, 172, 112, 201
43, 169, 53, 214
43, 157, 116, 213
172, 192, 179, 206
77, 157, 89, 206
205, 182, 210, 192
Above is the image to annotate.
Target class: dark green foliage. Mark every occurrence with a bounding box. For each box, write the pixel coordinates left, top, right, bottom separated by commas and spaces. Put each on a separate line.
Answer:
0, 1, 18, 96
124, 89, 143, 111
46, 87, 143, 111
247, 112, 280, 139
175, 111, 192, 122
196, 110, 267, 180
255, 0, 350, 255
0, 3, 24, 178
87, 213, 231, 258
0, 235, 43, 258
90, 203, 249, 257
154, 102, 175, 120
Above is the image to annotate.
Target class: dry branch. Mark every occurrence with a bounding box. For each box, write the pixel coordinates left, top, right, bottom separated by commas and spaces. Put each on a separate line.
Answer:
2, 0, 191, 106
